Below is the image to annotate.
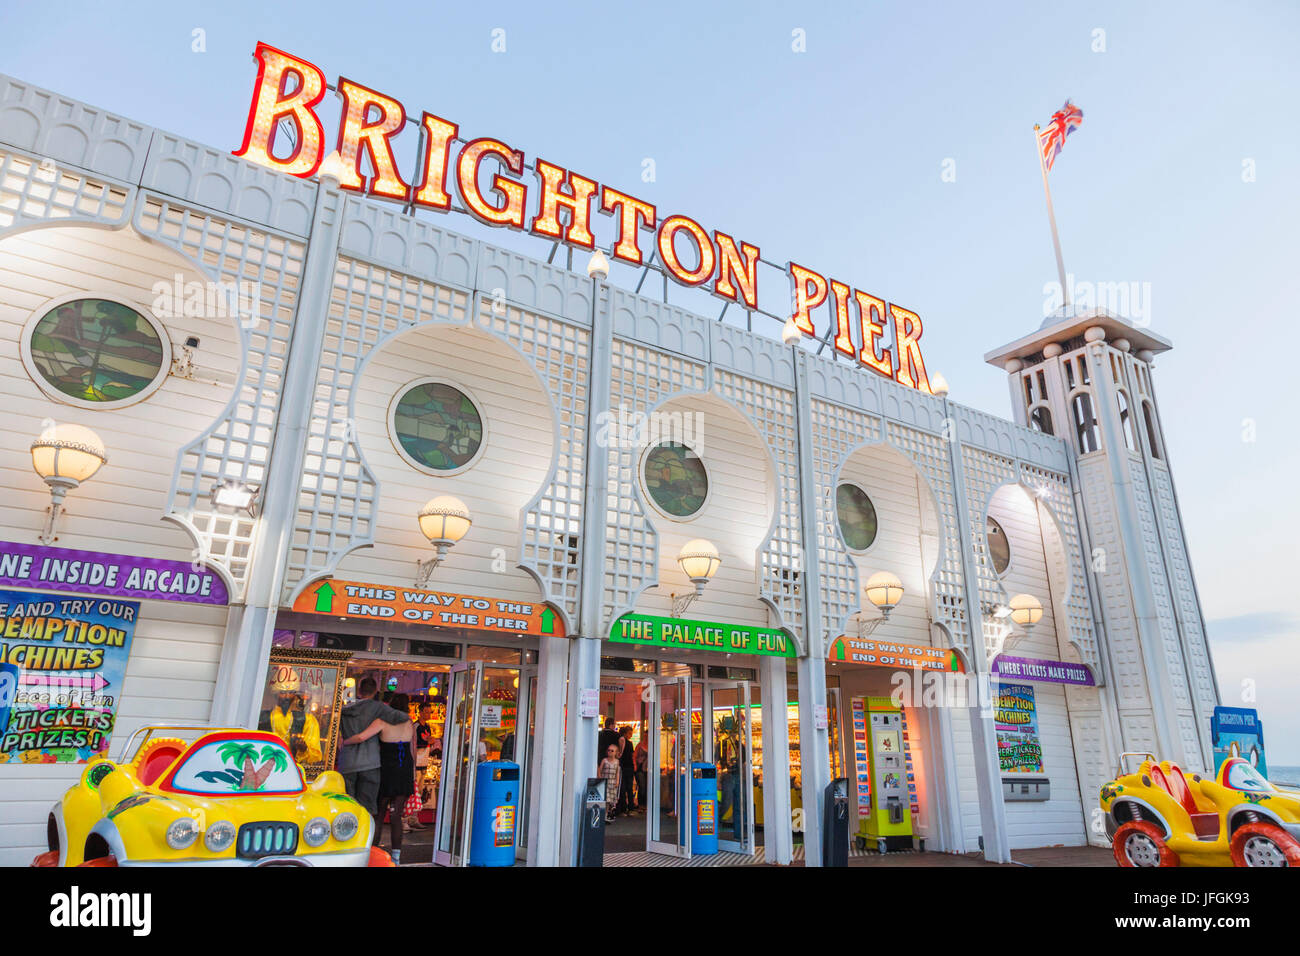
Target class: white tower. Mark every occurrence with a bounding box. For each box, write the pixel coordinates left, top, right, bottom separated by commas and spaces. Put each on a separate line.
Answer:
986, 308, 1219, 771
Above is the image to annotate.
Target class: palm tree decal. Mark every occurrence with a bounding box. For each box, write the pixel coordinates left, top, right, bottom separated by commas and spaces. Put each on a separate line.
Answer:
193, 741, 290, 791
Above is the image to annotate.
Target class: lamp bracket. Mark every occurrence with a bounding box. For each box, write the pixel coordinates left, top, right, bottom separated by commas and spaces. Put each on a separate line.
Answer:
670, 581, 706, 618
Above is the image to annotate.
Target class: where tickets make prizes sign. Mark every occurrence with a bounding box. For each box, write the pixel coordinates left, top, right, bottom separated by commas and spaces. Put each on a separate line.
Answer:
291, 579, 565, 637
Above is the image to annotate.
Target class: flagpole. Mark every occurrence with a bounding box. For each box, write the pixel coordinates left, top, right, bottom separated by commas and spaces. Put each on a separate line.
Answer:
1035, 124, 1070, 310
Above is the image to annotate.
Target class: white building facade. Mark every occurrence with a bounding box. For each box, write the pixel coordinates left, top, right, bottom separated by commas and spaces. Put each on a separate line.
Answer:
0, 71, 1216, 867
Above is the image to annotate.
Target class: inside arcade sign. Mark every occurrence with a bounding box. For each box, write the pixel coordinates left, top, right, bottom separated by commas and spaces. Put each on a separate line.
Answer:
233, 42, 934, 394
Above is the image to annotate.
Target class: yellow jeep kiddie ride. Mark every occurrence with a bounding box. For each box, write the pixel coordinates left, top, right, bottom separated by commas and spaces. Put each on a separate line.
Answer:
1100, 752, 1300, 867
33, 726, 392, 867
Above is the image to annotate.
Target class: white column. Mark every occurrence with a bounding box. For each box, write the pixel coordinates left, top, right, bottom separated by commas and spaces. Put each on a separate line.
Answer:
760, 656, 793, 864
208, 182, 344, 728
789, 348, 831, 866
560, 269, 615, 865
944, 399, 1012, 863
526, 635, 568, 866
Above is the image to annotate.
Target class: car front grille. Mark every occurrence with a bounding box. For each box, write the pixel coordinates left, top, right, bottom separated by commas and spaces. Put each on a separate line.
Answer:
236, 822, 299, 859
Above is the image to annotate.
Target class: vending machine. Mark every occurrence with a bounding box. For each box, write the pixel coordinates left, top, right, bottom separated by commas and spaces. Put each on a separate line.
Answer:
857, 697, 914, 853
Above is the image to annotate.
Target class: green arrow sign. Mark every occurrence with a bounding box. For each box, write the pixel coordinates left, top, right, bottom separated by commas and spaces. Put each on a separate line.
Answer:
312, 581, 335, 614
540, 606, 555, 635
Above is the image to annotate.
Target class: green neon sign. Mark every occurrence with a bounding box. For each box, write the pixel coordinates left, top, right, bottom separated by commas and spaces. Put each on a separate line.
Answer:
609, 613, 797, 658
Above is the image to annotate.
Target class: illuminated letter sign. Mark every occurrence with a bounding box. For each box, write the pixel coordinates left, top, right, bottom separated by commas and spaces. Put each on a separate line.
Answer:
232, 44, 936, 392
234, 42, 327, 177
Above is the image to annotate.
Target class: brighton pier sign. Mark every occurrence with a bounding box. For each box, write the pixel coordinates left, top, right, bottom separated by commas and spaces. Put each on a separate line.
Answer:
233, 42, 934, 394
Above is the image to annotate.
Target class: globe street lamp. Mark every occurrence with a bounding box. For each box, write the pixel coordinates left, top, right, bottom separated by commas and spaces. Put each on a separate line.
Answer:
672, 538, 721, 617
415, 495, 472, 586
31, 423, 107, 544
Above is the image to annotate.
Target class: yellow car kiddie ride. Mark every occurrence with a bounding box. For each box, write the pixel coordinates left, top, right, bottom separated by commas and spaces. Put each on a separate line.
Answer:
1100, 752, 1300, 867
33, 726, 393, 867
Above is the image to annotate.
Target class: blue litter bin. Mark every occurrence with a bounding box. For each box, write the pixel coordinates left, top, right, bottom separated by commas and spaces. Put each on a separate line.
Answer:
690, 762, 718, 855
468, 760, 520, 867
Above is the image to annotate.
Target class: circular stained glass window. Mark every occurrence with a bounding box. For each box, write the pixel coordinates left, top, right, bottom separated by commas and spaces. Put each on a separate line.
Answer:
836, 483, 878, 552
986, 517, 1011, 575
26, 298, 168, 406
642, 442, 709, 518
391, 380, 485, 473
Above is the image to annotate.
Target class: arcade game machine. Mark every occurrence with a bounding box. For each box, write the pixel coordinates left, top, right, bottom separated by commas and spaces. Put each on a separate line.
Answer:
854, 696, 915, 853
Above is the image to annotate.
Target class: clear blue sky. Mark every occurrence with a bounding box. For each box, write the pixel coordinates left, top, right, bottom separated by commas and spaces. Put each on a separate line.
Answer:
2, 1, 1296, 759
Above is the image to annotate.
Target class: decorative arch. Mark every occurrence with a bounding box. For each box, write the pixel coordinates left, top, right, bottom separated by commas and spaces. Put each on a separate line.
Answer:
965, 456, 1100, 673
602, 382, 804, 653
279, 257, 590, 632
810, 397, 973, 661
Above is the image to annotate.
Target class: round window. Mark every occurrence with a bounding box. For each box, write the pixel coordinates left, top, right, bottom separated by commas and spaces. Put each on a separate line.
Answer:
391, 380, 485, 473
986, 517, 1011, 575
836, 483, 878, 552
642, 442, 709, 519
25, 297, 169, 406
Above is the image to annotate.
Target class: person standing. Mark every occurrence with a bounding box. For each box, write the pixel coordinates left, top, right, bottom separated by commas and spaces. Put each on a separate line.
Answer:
598, 743, 621, 824
597, 716, 621, 768
408, 703, 433, 830
337, 677, 410, 842
343, 692, 418, 865
634, 729, 649, 813
617, 725, 637, 813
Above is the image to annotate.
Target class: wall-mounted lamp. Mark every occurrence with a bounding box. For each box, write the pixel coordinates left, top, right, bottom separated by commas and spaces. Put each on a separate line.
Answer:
211, 479, 259, 516
415, 495, 472, 586
864, 571, 904, 620
672, 538, 721, 617
31, 423, 107, 544
1008, 593, 1043, 631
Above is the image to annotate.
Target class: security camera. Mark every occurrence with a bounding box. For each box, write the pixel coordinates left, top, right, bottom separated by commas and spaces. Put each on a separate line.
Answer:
185, 336, 200, 348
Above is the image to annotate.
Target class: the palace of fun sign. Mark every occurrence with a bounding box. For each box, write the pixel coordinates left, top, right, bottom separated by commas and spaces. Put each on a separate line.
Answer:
233, 42, 934, 394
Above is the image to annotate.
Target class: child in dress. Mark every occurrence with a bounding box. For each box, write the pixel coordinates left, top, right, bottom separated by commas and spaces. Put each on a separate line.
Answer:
599, 743, 622, 824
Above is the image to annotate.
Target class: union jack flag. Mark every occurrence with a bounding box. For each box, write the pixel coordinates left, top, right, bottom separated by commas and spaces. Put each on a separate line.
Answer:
1037, 100, 1084, 171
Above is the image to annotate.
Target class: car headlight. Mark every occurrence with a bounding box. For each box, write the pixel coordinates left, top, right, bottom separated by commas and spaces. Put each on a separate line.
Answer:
304, 817, 331, 847
165, 817, 200, 850
204, 820, 236, 853
332, 812, 359, 842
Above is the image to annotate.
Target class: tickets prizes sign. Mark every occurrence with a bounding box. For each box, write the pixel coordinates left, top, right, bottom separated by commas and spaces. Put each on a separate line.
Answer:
0, 588, 138, 764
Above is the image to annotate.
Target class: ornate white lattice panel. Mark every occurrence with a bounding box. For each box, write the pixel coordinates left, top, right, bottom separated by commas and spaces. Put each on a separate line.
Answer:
474, 295, 589, 623
137, 195, 309, 597
1020, 463, 1100, 672
281, 253, 589, 626
714, 370, 802, 634
603, 339, 707, 630
959, 446, 1020, 661
809, 399, 970, 657
0, 147, 130, 232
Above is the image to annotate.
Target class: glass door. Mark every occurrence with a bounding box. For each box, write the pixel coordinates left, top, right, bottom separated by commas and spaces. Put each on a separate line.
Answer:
516, 672, 537, 860
827, 686, 845, 782
646, 675, 691, 858
433, 661, 483, 867
709, 681, 755, 854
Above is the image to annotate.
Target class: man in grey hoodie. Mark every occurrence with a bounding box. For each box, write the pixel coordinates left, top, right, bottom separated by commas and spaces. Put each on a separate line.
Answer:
338, 676, 410, 825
